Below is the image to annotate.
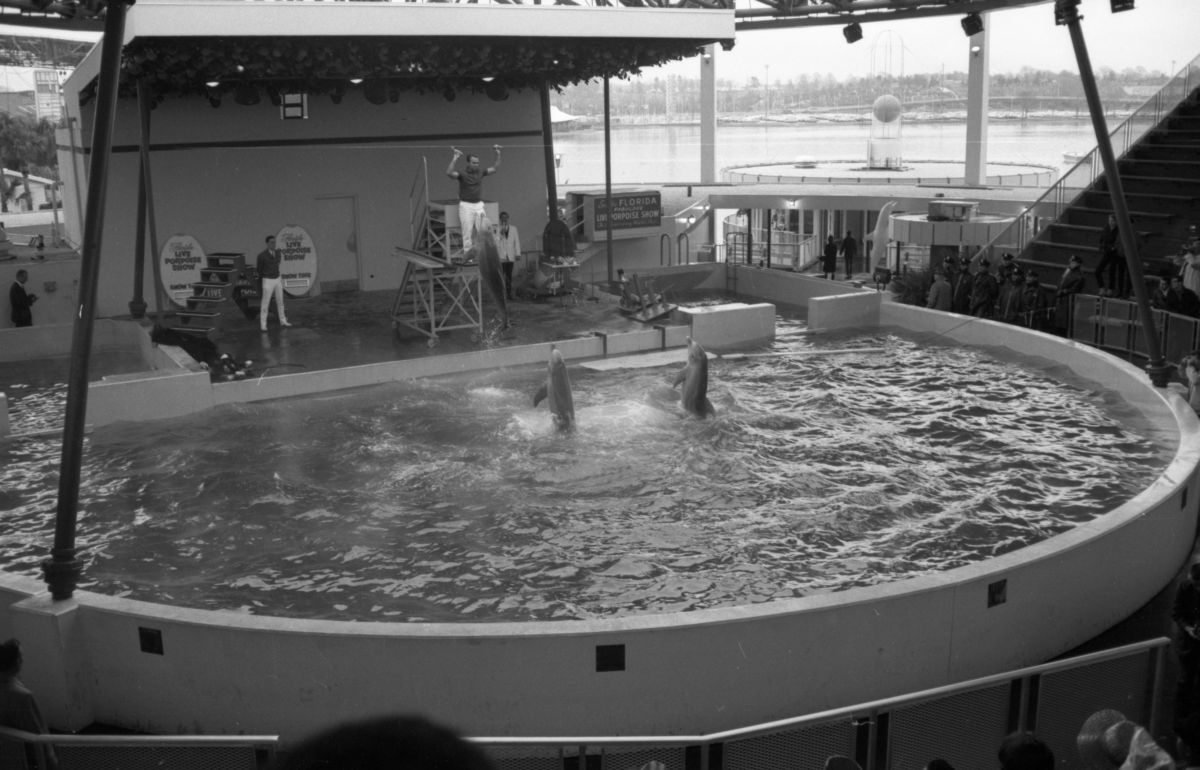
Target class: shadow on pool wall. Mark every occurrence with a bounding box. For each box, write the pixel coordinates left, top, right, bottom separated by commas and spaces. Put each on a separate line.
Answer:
1, 266, 1199, 744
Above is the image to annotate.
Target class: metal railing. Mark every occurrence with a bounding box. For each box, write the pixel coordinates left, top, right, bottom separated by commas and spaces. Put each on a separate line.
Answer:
973, 52, 1200, 266
0, 728, 278, 770
1071, 293, 1200, 364
724, 221, 817, 269
472, 637, 1169, 770
0, 638, 1167, 770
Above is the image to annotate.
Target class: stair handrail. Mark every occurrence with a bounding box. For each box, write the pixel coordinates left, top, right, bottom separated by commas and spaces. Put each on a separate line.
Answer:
971, 51, 1200, 267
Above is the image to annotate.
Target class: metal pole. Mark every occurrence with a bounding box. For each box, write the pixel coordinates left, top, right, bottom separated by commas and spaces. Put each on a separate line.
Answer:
1058, 0, 1172, 386
538, 81, 559, 222
137, 80, 166, 320
43, 0, 130, 601
604, 76, 613, 284
130, 142, 147, 318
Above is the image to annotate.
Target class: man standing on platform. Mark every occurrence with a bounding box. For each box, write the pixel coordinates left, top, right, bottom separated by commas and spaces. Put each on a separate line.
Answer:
495, 211, 520, 300
256, 235, 291, 332
447, 145, 501, 255
840, 230, 858, 280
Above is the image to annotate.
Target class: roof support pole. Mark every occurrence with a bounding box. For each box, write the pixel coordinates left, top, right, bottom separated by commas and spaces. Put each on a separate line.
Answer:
700, 45, 717, 184
137, 79, 166, 320
539, 80, 559, 222
1058, 0, 1171, 387
43, 0, 130, 601
964, 15, 989, 187
604, 75, 613, 285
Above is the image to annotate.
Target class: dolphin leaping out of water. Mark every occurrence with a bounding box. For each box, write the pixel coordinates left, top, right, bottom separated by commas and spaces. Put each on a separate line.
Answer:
471, 223, 510, 330
533, 345, 575, 431
672, 336, 715, 418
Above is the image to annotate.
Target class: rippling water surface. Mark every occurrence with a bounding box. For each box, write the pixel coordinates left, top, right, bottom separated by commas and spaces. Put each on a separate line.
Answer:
0, 323, 1170, 622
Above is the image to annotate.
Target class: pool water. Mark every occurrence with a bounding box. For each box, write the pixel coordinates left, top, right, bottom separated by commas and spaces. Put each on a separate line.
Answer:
0, 323, 1170, 622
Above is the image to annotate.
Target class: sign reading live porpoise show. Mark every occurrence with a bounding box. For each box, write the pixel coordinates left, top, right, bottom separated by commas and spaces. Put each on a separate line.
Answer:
159, 234, 206, 306
593, 191, 662, 230
275, 225, 318, 297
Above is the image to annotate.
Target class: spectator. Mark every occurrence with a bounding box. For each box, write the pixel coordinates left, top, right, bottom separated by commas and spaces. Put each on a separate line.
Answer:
1022, 271, 1049, 330
1055, 254, 1086, 333
999, 268, 1026, 325
969, 259, 999, 318
1152, 275, 1176, 313
9, 268, 36, 327
1179, 243, 1200, 297
1095, 214, 1129, 298
998, 732, 1054, 770
0, 638, 57, 770
273, 714, 495, 770
1181, 353, 1200, 415
951, 259, 974, 314
822, 234, 838, 280
999, 252, 1020, 283
839, 230, 857, 280
1076, 709, 1173, 770
1171, 275, 1200, 318
926, 268, 952, 311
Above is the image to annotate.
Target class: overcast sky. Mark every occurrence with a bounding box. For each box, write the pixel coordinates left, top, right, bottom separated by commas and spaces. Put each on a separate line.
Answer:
649, 0, 1199, 82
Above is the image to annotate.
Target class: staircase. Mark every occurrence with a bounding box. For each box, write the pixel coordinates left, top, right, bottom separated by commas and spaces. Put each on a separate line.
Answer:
173, 252, 252, 335
994, 61, 1200, 284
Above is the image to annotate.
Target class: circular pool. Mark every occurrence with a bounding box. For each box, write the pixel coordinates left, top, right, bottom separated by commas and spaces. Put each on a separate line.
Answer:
0, 322, 1169, 623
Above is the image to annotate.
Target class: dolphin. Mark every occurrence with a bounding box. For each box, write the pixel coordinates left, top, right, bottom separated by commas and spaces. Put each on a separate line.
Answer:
672, 336, 715, 418
533, 345, 575, 431
471, 224, 510, 329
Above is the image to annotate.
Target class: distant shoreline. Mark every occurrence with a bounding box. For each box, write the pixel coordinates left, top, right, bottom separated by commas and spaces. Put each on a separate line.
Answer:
560, 112, 1104, 130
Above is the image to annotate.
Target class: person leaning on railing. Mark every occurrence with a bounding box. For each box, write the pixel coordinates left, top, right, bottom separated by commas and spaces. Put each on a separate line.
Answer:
0, 639, 57, 770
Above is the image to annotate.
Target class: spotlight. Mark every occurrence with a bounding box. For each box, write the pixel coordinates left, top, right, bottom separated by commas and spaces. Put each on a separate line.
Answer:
1110, 0, 1133, 10
961, 13, 983, 36
443, 86, 456, 102
207, 93, 222, 109
266, 86, 282, 107
843, 23, 862, 44
1054, 0, 1080, 25
330, 84, 346, 104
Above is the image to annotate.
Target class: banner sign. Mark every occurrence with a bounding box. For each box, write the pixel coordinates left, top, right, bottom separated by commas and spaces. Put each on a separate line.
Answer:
160, 234, 206, 306
275, 225, 318, 297
593, 192, 662, 231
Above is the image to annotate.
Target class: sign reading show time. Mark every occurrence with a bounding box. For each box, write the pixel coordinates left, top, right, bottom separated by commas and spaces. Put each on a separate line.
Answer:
275, 225, 318, 297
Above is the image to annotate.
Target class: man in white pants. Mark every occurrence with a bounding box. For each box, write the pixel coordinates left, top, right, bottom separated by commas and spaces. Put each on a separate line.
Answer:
446, 145, 501, 255
256, 234, 291, 331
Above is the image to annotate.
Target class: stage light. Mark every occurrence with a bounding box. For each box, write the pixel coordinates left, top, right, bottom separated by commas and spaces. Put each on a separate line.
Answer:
330, 84, 346, 104
484, 80, 509, 102
961, 13, 983, 36
364, 80, 387, 105
1055, 0, 1080, 25
843, 23, 862, 44
1110, 0, 1134, 11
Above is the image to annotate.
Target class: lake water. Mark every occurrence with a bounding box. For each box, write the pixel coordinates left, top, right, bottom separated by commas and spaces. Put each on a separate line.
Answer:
554, 120, 1097, 185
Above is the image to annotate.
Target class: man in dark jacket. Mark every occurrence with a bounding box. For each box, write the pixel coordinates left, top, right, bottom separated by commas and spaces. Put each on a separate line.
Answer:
969, 259, 999, 318
839, 231, 858, 280
1054, 254, 1086, 334
9, 269, 36, 327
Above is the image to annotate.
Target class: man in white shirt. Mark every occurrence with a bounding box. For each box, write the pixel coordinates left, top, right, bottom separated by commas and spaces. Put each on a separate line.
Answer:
495, 211, 520, 300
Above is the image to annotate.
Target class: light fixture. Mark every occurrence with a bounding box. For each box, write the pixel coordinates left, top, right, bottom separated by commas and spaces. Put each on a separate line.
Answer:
364, 80, 388, 105
207, 93, 222, 109
443, 86, 456, 102
330, 84, 346, 104
349, 78, 363, 85
961, 13, 983, 36
481, 76, 495, 83
1054, 0, 1079, 26
843, 23, 863, 44
484, 80, 508, 102
970, 44, 982, 54
205, 80, 220, 88
1110, 0, 1134, 11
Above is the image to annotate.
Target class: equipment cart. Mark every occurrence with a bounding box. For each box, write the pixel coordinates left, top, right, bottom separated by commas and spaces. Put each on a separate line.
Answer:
391, 248, 483, 347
